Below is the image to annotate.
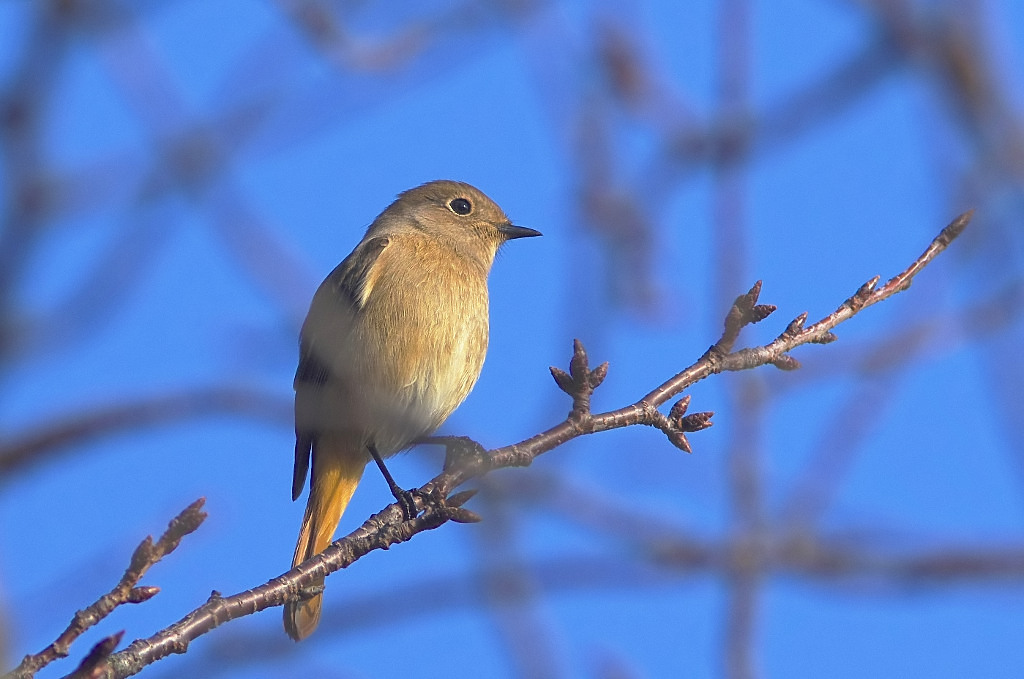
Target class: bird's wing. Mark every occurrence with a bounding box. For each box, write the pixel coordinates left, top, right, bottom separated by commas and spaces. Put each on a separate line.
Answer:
291, 236, 390, 501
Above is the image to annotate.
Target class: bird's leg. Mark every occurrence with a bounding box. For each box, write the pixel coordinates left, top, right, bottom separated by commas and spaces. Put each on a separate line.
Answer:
368, 444, 420, 520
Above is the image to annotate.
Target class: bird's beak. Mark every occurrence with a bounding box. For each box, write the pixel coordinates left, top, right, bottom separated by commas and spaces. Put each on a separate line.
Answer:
497, 222, 542, 240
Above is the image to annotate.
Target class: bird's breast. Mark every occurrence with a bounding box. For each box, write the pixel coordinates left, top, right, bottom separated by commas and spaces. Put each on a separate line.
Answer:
358, 246, 491, 442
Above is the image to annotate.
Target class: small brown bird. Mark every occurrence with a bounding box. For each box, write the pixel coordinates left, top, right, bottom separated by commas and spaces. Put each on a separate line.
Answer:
284, 180, 540, 640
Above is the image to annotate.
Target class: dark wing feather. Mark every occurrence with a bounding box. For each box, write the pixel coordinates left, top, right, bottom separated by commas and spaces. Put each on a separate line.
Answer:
331, 235, 390, 309
290, 236, 390, 500
291, 432, 314, 501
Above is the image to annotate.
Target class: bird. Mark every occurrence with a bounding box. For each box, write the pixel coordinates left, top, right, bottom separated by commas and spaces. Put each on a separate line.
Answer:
284, 180, 541, 640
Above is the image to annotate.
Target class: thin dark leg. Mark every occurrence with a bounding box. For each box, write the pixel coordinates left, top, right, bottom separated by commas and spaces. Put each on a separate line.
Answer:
368, 444, 418, 520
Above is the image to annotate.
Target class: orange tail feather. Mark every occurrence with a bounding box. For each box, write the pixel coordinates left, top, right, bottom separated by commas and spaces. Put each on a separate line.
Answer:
284, 443, 364, 641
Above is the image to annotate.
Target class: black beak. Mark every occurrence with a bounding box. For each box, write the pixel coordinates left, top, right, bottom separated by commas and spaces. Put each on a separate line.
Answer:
497, 222, 542, 240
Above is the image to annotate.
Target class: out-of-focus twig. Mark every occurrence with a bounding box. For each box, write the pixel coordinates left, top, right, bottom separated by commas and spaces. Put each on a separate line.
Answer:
0, 388, 290, 479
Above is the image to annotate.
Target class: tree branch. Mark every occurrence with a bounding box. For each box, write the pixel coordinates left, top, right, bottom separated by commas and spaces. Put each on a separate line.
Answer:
16, 211, 970, 679
0, 388, 290, 480
6, 500, 206, 679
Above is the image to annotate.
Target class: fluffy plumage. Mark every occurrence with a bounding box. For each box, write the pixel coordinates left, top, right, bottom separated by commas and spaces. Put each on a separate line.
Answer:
284, 180, 540, 640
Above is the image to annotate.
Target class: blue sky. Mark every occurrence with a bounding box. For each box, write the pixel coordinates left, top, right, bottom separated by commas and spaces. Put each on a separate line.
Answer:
2, 1, 1023, 677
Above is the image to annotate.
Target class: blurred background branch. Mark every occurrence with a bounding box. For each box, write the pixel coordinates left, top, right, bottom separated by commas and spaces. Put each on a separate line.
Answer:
2, 1, 1023, 678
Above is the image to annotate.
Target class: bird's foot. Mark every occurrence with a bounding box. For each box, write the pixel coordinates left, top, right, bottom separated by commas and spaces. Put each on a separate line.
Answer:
294, 582, 325, 602
416, 435, 487, 472
369, 444, 423, 520
393, 486, 423, 521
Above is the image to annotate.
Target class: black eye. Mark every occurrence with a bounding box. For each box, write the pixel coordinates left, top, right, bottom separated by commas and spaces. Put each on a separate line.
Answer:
449, 198, 472, 215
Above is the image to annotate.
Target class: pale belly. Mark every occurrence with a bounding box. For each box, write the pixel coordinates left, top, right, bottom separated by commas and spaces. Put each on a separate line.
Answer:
355, 268, 490, 455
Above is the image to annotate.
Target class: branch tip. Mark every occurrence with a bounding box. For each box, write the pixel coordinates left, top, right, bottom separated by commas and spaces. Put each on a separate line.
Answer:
811, 331, 838, 345
446, 507, 483, 524
128, 537, 156, 574
857, 275, 881, 297
732, 282, 762, 313
569, 338, 590, 378
680, 411, 714, 432
71, 630, 124, 678
719, 281, 774, 351
669, 395, 691, 420
549, 366, 573, 394
940, 209, 973, 244
785, 312, 808, 336
168, 497, 208, 539
447, 489, 478, 507
746, 280, 763, 300
771, 355, 801, 371
127, 586, 160, 604
670, 432, 692, 454
552, 339, 607, 421
751, 304, 777, 323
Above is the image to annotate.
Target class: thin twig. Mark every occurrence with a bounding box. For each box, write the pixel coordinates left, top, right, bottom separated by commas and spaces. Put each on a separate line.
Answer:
66, 211, 972, 679
0, 388, 290, 479
7, 500, 206, 679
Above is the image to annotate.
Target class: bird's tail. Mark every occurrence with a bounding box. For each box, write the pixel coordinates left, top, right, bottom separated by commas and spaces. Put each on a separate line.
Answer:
284, 444, 365, 641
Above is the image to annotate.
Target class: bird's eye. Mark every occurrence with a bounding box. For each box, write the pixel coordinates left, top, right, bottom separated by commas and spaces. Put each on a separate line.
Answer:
449, 198, 472, 215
